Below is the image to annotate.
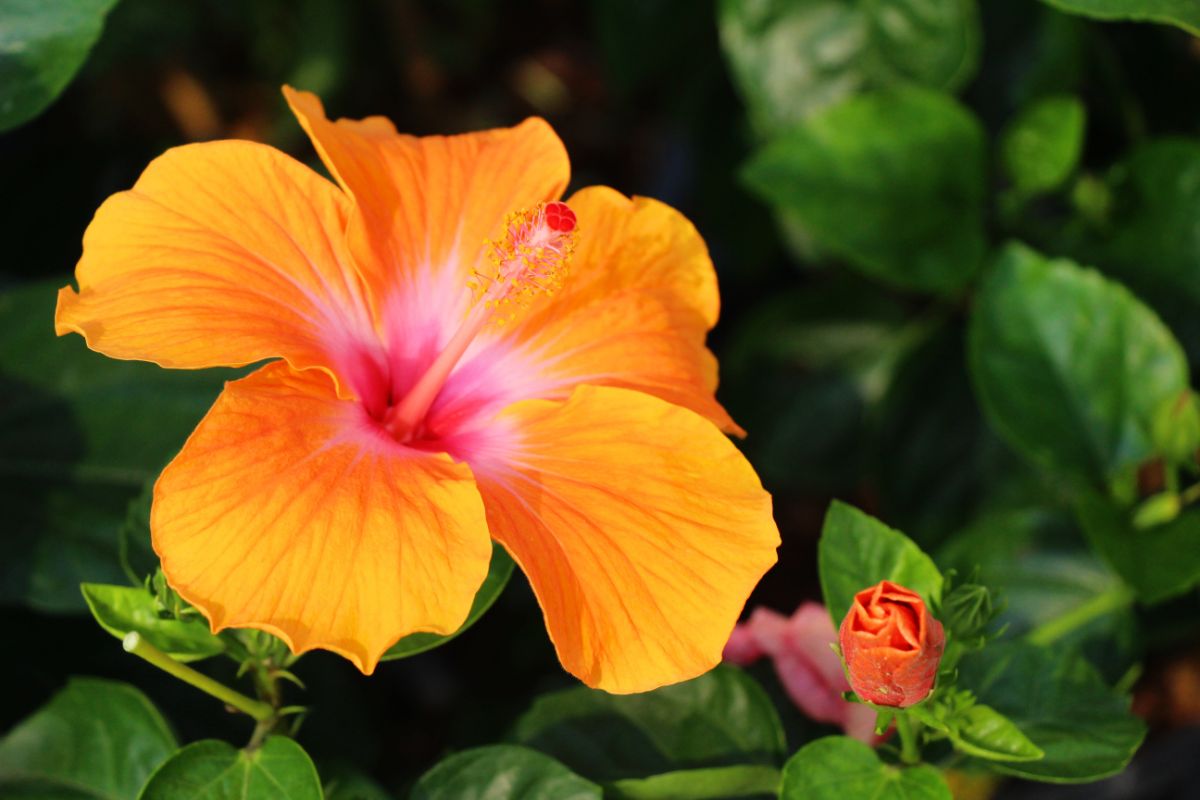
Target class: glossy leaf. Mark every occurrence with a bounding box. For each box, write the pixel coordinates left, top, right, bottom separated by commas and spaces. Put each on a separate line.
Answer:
0, 0, 119, 131
1040, 0, 1200, 35
743, 88, 987, 293
138, 737, 323, 800
0, 678, 177, 798
512, 665, 786, 782
718, 0, 980, 135
81, 583, 225, 662
381, 541, 514, 660
1001, 94, 1085, 197
958, 642, 1146, 782
779, 736, 951, 799
968, 243, 1189, 482
818, 500, 944, 625
410, 746, 601, 800
1075, 489, 1200, 603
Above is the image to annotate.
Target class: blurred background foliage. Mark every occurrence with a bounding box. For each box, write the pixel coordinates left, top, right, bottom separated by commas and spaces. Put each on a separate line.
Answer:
3, 0, 1200, 796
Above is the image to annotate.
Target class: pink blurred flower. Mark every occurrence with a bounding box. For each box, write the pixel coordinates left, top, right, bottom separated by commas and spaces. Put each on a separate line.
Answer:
723, 602, 883, 744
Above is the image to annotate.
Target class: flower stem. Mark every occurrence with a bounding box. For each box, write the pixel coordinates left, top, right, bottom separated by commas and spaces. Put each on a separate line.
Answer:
895, 713, 922, 765
123, 632, 273, 722
1025, 583, 1136, 647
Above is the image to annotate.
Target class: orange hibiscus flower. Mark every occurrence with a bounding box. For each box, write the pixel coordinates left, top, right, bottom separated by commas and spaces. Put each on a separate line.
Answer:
54, 88, 779, 693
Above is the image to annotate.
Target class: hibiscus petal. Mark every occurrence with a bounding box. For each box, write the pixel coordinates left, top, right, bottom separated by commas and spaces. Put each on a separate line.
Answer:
55, 141, 380, 393
461, 186, 741, 435
473, 385, 779, 693
283, 87, 569, 301
152, 363, 493, 674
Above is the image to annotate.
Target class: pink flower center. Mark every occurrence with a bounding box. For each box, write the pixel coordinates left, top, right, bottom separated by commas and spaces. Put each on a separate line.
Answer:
379, 201, 578, 442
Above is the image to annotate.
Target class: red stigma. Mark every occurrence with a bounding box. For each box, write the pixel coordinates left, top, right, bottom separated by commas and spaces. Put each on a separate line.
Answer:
544, 201, 577, 233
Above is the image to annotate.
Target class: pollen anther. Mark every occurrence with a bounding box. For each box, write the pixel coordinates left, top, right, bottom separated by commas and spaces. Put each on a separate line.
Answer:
475, 201, 579, 324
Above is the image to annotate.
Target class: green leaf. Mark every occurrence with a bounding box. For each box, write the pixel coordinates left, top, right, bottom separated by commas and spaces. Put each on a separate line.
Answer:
958, 642, 1146, 782
0, 678, 177, 799
512, 665, 786, 783
0, 0, 119, 132
938, 510, 1138, 679
945, 704, 1044, 763
1001, 94, 1086, 197
320, 763, 392, 800
0, 280, 239, 611
607, 765, 781, 800
718, 0, 980, 136
968, 242, 1189, 483
81, 583, 225, 662
1077, 139, 1200, 357
818, 500, 943, 625
138, 737, 323, 800
742, 87, 987, 293
410, 746, 601, 800
1075, 489, 1200, 603
719, 278, 915, 492
1039, 0, 1200, 35
873, 322, 1013, 544
380, 541, 514, 660
118, 481, 158, 583
0, 481, 133, 612
779, 736, 951, 800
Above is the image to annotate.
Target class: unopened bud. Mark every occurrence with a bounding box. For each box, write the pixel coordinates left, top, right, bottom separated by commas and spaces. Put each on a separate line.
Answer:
838, 580, 945, 708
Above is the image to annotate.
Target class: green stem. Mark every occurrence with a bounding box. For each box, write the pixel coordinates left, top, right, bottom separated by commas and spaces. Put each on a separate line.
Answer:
1166, 465, 1181, 496
1025, 584, 1136, 647
123, 632, 274, 722
895, 713, 922, 765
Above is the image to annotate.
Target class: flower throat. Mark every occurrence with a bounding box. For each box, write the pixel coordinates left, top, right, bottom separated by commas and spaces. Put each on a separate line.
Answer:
383, 201, 578, 440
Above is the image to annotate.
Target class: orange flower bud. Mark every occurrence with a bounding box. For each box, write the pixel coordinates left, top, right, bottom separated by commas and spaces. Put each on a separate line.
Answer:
838, 580, 945, 708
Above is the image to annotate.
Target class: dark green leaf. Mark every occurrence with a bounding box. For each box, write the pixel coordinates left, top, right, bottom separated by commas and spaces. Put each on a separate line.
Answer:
718, 0, 980, 135
0, 280, 239, 611
320, 763, 392, 800
137, 737, 323, 800
779, 736, 951, 799
968, 242, 1189, 482
81, 583, 224, 662
1039, 0, 1200, 35
607, 765, 780, 800
818, 501, 943, 625
938, 510, 1138, 679
1001, 94, 1086, 197
410, 746, 601, 800
118, 481, 158, 583
742, 88, 987, 293
0, 678, 177, 799
958, 642, 1146, 782
1075, 489, 1200, 603
0, 0, 119, 131
874, 322, 1017, 546
512, 665, 786, 782
0, 481, 133, 612
946, 704, 1044, 763
381, 541, 514, 660
719, 279, 913, 491
1076, 140, 1200, 359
